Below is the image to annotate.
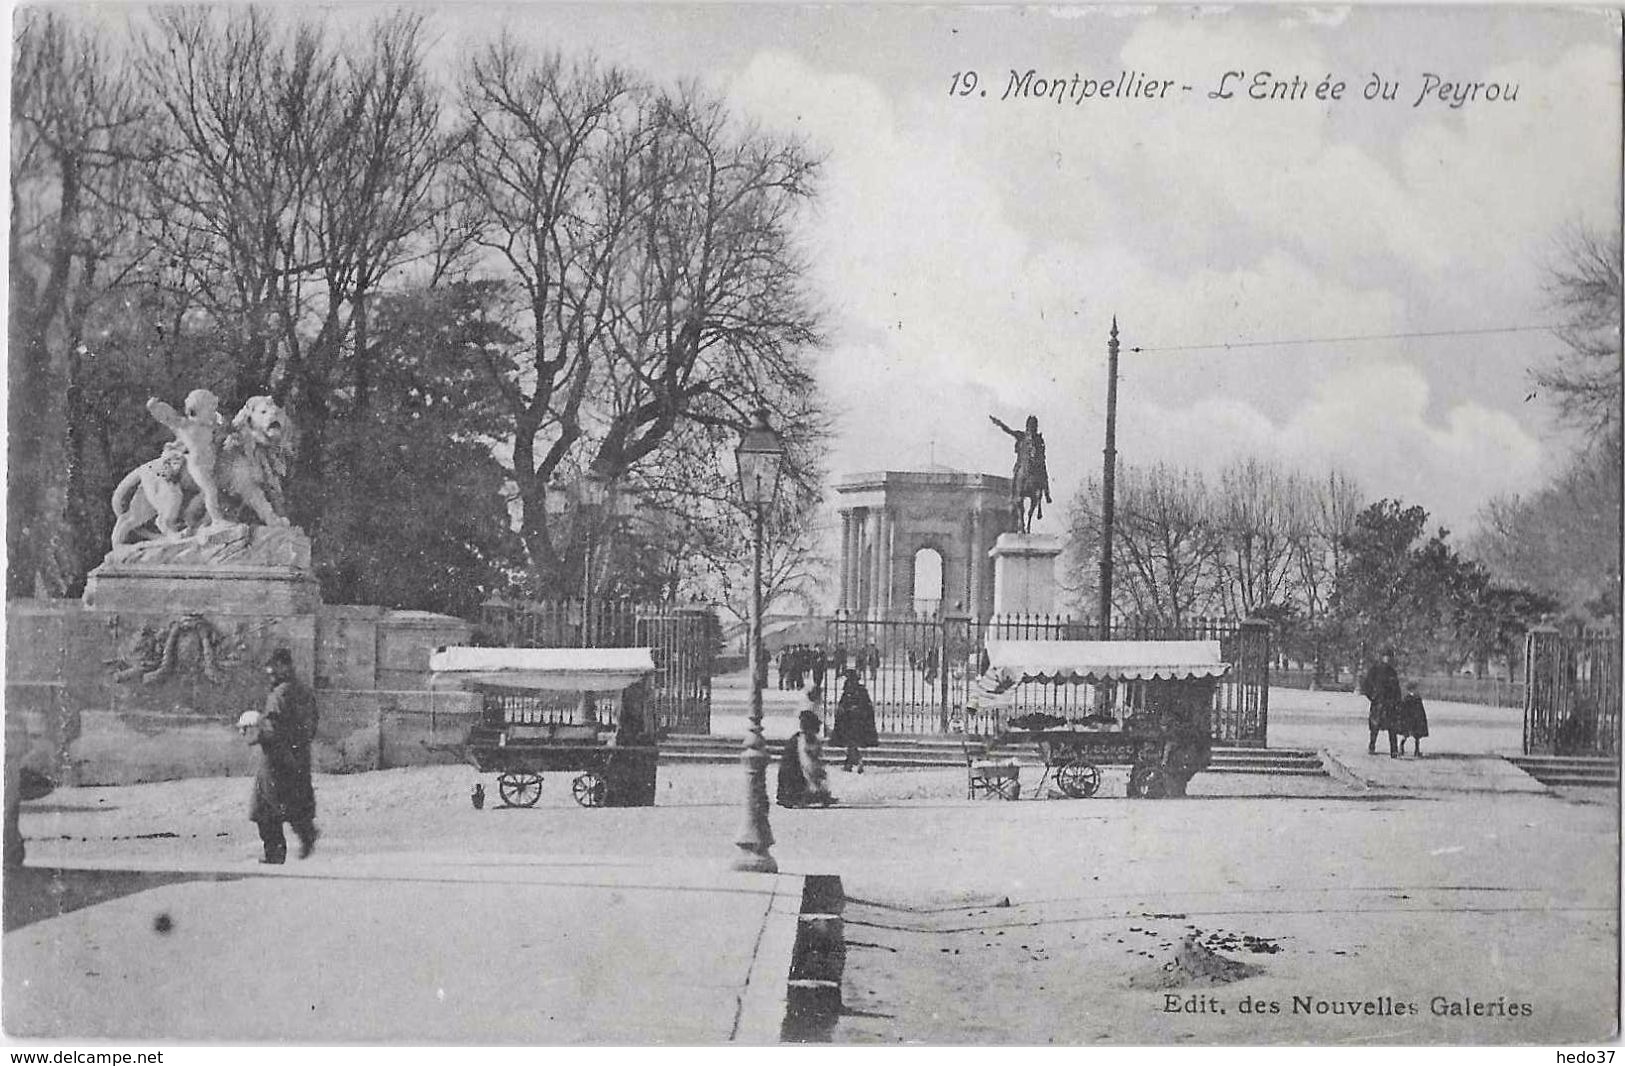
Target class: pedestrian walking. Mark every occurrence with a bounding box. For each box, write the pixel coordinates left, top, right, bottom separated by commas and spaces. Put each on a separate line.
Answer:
811, 644, 829, 694
1359, 647, 1402, 758
1396, 681, 1430, 757
864, 640, 881, 684
776, 707, 835, 808
786, 640, 806, 692
240, 648, 320, 864
830, 668, 879, 773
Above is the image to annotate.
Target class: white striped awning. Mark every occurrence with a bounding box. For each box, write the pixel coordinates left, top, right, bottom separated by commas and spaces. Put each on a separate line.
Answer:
429, 646, 656, 691
979, 640, 1230, 693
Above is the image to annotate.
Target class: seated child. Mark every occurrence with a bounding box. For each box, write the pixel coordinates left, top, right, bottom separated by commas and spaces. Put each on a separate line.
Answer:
776, 709, 836, 808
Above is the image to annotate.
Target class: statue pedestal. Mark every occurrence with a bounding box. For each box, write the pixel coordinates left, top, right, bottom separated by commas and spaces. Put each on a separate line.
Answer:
83, 524, 320, 615
989, 532, 1063, 616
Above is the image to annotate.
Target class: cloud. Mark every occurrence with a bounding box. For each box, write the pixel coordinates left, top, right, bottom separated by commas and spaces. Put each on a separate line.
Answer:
724, 22, 1602, 544
1118, 361, 1548, 530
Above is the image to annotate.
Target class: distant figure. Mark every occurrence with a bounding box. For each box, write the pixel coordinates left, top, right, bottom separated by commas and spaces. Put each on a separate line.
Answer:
810, 644, 828, 694
831, 669, 879, 773
864, 639, 881, 684
776, 709, 835, 808
243, 648, 320, 863
1396, 682, 1429, 757
1359, 648, 1402, 758
989, 413, 1052, 532
923, 646, 939, 687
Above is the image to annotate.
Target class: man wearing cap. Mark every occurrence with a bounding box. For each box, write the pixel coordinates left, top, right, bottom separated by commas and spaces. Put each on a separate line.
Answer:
1359, 647, 1402, 758
245, 648, 320, 863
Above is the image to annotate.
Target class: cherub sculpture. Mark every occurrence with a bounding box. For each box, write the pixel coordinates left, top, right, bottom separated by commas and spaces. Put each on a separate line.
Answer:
147, 389, 227, 528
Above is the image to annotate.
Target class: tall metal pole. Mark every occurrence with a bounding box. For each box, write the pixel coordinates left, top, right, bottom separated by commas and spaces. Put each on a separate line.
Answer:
734, 501, 777, 872
1098, 316, 1120, 639
581, 524, 593, 649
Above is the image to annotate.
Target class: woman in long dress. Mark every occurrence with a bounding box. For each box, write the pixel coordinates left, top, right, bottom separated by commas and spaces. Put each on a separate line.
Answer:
830, 669, 879, 773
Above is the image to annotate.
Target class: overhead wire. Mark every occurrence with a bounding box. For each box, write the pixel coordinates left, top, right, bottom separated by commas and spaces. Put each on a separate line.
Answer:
1126, 323, 1559, 354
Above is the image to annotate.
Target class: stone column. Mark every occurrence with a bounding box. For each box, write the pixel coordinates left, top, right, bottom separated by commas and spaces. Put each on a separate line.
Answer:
871, 508, 888, 618
882, 511, 897, 617
955, 513, 968, 611
854, 508, 869, 616
845, 513, 858, 611
969, 508, 984, 622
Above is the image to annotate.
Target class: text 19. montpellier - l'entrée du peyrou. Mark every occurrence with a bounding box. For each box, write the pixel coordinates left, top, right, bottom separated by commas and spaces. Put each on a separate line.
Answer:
949, 68, 1520, 110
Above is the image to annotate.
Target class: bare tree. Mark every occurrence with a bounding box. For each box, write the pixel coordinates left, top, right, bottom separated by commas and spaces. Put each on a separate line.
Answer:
1213, 458, 1300, 618
455, 41, 644, 590
1067, 463, 1222, 625
9, 10, 152, 595
456, 41, 826, 594
1538, 225, 1623, 443
1289, 468, 1364, 679
138, 9, 448, 508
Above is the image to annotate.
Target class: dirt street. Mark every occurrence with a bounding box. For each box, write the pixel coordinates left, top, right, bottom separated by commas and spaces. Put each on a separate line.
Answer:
9, 732, 1618, 1044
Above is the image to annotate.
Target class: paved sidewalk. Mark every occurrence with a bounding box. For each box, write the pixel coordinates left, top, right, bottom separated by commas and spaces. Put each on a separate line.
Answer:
4, 854, 804, 1044
1321, 746, 1548, 794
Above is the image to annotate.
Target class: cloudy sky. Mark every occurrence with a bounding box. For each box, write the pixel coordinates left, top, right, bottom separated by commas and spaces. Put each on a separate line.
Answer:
441, 4, 1619, 537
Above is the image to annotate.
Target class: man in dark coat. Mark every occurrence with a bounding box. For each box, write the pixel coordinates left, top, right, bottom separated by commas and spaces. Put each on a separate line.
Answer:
247, 648, 319, 863
1359, 648, 1402, 758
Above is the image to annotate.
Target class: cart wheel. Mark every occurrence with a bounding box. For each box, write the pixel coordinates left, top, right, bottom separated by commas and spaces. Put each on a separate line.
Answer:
1128, 765, 1167, 799
1055, 761, 1101, 799
571, 772, 607, 808
498, 771, 543, 808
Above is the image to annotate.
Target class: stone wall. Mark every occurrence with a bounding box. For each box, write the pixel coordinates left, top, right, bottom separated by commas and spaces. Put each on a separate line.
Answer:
4, 599, 477, 787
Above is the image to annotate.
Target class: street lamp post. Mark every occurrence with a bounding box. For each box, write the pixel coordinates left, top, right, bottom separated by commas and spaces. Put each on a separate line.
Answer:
578, 472, 608, 649
733, 408, 786, 873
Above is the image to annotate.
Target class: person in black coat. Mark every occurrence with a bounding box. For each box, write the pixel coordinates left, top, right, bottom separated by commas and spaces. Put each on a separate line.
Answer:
1396, 681, 1430, 757
244, 648, 319, 864
1359, 648, 1402, 758
830, 669, 879, 773
777, 705, 835, 808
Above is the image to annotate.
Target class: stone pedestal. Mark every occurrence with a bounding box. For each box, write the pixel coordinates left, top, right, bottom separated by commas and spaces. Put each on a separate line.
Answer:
989, 532, 1063, 616
82, 524, 320, 614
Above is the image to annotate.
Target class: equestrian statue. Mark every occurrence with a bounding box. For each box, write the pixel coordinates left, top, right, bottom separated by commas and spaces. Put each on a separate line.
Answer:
989, 414, 1051, 534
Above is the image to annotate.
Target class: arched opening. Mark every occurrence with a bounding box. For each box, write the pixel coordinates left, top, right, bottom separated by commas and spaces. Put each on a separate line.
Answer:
912, 547, 943, 618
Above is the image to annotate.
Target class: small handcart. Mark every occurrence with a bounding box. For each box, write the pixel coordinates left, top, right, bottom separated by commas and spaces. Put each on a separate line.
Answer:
977, 639, 1231, 799
429, 646, 660, 809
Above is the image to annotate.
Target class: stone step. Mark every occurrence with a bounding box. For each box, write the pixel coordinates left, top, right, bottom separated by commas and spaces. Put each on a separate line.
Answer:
666, 734, 1321, 759
1506, 756, 1617, 770
1504, 756, 1619, 788
656, 740, 1326, 776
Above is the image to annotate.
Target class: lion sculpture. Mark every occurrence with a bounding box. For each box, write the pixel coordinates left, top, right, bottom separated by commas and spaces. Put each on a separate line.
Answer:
109, 442, 189, 548
110, 394, 296, 546
182, 394, 294, 530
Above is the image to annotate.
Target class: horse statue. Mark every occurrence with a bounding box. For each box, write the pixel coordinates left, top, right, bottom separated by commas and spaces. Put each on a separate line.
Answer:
989, 414, 1051, 533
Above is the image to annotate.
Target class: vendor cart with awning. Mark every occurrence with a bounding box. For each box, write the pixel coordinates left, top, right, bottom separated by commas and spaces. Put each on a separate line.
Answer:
975, 639, 1231, 799
430, 647, 660, 809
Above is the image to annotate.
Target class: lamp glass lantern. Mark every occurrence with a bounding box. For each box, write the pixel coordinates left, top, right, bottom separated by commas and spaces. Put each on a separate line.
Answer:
735, 409, 786, 508
579, 470, 609, 512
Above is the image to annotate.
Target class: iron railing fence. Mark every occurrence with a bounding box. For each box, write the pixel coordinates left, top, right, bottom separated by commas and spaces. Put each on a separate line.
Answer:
818, 613, 1270, 746
475, 600, 716, 735
1524, 628, 1620, 757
